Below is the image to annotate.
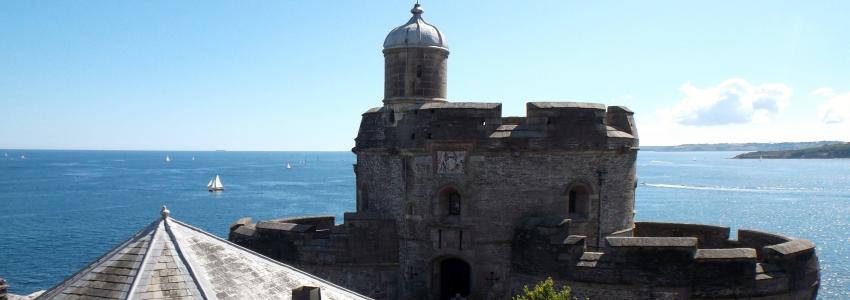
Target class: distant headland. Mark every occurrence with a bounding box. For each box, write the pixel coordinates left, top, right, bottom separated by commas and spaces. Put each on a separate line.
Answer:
734, 142, 850, 159
642, 141, 844, 152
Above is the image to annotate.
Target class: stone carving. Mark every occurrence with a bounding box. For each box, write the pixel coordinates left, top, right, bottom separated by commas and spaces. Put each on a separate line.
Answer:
437, 151, 466, 174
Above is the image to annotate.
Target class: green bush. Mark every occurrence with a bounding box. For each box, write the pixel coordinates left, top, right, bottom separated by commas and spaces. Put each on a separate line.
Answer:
512, 277, 576, 300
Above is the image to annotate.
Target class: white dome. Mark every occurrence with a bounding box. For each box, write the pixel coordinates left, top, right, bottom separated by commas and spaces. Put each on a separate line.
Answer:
383, 4, 448, 51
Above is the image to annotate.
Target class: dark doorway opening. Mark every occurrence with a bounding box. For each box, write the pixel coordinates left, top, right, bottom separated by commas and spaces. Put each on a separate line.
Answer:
439, 258, 470, 300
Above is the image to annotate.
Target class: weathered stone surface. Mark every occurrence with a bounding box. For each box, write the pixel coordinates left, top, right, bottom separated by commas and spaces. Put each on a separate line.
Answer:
695, 248, 758, 262
764, 239, 816, 257
606, 237, 697, 248
37, 214, 369, 300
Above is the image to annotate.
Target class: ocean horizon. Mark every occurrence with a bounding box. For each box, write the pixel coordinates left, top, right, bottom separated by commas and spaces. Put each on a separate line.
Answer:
1, 150, 848, 299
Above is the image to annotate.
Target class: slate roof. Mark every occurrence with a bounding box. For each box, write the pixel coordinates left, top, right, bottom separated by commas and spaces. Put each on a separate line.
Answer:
37, 207, 370, 300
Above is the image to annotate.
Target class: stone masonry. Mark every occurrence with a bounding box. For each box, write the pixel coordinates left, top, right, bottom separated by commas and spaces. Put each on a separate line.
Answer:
229, 3, 819, 300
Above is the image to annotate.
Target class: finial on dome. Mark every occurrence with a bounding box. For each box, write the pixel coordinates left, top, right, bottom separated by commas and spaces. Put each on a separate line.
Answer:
161, 205, 170, 219
411, 3, 423, 15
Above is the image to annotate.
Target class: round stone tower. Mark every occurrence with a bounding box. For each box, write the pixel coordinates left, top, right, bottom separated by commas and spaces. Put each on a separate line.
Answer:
383, 3, 449, 105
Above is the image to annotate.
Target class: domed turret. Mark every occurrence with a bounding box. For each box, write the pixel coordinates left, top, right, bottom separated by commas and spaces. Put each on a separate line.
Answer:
383, 3, 449, 105
383, 4, 448, 50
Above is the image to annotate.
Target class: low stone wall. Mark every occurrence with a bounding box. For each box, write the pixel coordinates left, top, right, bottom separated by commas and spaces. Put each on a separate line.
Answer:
296, 263, 399, 299
634, 221, 732, 248
229, 213, 401, 299
511, 222, 819, 299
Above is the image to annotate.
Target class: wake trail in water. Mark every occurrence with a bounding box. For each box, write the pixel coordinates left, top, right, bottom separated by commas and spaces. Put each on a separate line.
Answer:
642, 183, 812, 193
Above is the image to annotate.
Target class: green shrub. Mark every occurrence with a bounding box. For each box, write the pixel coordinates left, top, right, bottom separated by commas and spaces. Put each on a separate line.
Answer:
512, 277, 576, 300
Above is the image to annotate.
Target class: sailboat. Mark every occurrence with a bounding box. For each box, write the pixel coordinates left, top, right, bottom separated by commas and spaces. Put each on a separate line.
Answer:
165, 155, 171, 163
192, 156, 196, 161
286, 162, 292, 169
207, 175, 224, 192
20, 155, 26, 160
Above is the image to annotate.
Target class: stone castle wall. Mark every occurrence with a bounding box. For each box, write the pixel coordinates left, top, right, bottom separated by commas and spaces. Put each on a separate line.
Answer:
512, 221, 820, 299
229, 100, 818, 299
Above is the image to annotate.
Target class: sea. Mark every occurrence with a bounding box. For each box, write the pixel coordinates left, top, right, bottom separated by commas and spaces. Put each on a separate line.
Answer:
0, 150, 848, 299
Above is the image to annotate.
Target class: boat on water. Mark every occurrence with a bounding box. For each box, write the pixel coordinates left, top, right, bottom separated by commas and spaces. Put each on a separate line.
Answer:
207, 175, 224, 192
20, 155, 26, 160
192, 156, 196, 161
286, 162, 292, 169
165, 155, 171, 163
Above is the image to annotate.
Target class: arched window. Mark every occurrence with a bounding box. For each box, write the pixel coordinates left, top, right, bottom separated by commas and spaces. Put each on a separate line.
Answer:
448, 192, 461, 215
438, 187, 462, 219
567, 184, 591, 219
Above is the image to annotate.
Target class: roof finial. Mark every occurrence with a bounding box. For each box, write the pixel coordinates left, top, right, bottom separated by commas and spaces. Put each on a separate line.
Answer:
161, 205, 170, 219
411, 3, 423, 15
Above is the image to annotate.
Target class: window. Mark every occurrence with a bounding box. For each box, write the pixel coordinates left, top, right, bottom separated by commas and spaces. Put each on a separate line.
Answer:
449, 192, 461, 215
568, 190, 577, 213
359, 185, 369, 211
416, 64, 423, 78
438, 187, 462, 219
567, 185, 590, 219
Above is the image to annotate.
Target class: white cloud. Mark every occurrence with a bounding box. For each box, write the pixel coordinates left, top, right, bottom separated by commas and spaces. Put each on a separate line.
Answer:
664, 78, 792, 126
814, 88, 850, 124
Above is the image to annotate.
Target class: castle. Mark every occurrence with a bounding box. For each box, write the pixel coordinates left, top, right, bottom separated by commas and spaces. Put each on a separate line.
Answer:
229, 4, 820, 299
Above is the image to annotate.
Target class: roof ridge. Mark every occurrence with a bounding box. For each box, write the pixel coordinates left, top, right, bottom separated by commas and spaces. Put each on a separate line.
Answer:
125, 220, 163, 300
167, 218, 371, 298
163, 217, 210, 299
36, 220, 161, 300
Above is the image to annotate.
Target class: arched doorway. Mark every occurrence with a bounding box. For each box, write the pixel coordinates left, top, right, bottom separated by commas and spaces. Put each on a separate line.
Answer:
439, 258, 470, 299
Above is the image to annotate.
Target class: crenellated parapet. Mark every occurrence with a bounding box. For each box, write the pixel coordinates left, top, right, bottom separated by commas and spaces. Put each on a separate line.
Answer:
355, 101, 638, 152
512, 221, 820, 299
229, 214, 398, 265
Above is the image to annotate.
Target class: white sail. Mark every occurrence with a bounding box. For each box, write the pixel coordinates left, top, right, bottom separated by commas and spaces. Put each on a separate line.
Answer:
213, 175, 223, 189
286, 162, 292, 169
208, 175, 223, 191
166, 155, 171, 162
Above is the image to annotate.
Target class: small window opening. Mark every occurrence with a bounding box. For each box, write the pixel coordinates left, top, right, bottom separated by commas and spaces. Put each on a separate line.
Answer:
407, 202, 415, 215
388, 109, 395, 124
438, 229, 442, 249
427, 133, 433, 139
567, 185, 590, 219
568, 190, 577, 213
459, 230, 463, 250
449, 192, 461, 215
410, 133, 416, 140
482, 120, 487, 126
359, 185, 369, 211
416, 65, 423, 78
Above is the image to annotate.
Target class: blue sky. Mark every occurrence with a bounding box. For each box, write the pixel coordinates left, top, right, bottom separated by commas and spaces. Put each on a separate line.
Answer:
1, 1, 849, 150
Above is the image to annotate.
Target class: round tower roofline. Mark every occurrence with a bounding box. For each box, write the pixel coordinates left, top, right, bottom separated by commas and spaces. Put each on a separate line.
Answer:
383, 3, 449, 51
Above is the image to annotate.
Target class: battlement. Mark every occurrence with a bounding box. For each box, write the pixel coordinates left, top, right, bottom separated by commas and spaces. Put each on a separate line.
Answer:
355, 101, 637, 151
229, 214, 398, 265
558, 222, 819, 299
